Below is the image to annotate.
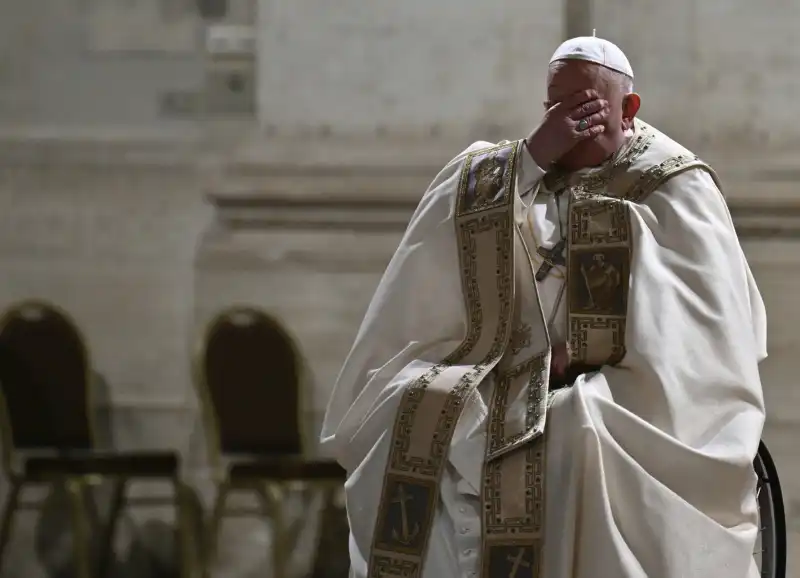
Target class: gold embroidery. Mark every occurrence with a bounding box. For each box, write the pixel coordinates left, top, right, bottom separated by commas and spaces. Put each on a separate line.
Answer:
370, 122, 708, 578
483, 355, 548, 538
369, 142, 521, 578
543, 123, 655, 194
485, 545, 540, 578
507, 548, 531, 577
473, 153, 507, 208
624, 156, 715, 203
458, 146, 516, 216
551, 127, 656, 366
569, 197, 630, 246
566, 189, 632, 367
570, 250, 628, 315
565, 127, 715, 370
487, 355, 548, 456
509, 324, 532, 355
374, 476, 435, 556
390, 484, 419, 545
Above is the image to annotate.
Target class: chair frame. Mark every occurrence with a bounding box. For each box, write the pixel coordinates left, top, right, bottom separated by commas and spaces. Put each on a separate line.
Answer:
10, 302, 777, 578
194, 304, 342, 578
0, 299, 98, 578
0, 298, 200, 578
754, 440, 786, 578
195, 305, 313, 471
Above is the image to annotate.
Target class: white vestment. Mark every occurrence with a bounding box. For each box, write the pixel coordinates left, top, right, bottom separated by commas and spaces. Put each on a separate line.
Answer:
321, 121, 767, 578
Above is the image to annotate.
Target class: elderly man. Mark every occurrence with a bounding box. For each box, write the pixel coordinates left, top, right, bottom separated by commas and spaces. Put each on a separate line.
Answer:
321, 36, 767, 578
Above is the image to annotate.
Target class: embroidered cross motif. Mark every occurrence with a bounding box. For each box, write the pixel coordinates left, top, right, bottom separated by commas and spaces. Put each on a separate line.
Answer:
506, 548, 531, 578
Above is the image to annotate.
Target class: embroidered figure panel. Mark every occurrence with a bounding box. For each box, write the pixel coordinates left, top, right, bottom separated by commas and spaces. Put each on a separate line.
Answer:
566, 152, 715, 369
567, 192, 631, 368
458, 144, 519, 216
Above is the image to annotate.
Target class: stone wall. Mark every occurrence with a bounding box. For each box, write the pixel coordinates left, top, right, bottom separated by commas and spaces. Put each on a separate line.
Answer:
1, 0, 800, 575
0, 142, 210, 577
0, 135, 799, 576
594, 0, 800, 150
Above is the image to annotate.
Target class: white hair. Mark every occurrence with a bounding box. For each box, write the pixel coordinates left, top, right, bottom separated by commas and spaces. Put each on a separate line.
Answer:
597, 65, 634, 94
548, 60, 634, 95
613, 71, 634, 94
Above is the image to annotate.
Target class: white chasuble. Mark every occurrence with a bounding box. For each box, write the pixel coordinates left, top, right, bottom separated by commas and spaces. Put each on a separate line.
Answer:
321, 119, 767, 578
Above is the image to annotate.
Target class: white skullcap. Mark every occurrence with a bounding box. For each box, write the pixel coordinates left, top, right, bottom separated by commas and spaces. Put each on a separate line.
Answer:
549, 36, 633, 79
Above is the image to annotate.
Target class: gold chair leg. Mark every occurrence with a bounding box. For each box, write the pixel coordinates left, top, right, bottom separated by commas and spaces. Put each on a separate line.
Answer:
257, 483, 287, 578
66, 478, 94, 578
321, 481, 337, 512
204, 480, 230, 578
308, 480, 346, 578
0, 478, 22, 573
98, 478, 127, 578
174, 480, 197, 578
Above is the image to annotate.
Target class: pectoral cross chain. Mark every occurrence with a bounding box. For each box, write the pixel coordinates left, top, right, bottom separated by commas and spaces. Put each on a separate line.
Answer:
535, 238, 566, 282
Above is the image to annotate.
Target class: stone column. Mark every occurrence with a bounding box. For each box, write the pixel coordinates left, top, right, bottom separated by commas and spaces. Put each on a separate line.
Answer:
565, 0, 593, 39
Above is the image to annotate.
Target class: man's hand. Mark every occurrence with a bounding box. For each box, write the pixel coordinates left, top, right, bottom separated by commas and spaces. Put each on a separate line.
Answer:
551, 341, 605, 389
526, 89, 609, 168
550, 342, 570, 384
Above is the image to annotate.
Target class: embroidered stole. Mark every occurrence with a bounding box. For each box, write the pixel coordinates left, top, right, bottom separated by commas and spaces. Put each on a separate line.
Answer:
368, 124, 714, 578
367, 141, 551, 578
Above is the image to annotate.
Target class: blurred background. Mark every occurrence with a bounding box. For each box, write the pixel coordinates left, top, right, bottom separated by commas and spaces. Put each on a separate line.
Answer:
0, 0, 798, 576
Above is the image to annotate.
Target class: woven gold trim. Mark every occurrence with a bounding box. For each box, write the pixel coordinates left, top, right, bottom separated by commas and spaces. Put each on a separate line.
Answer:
368, 142, 520, 578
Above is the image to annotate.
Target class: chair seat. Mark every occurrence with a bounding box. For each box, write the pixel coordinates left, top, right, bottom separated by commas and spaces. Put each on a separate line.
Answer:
229, 457, 345, 481
24, 450, 180, 479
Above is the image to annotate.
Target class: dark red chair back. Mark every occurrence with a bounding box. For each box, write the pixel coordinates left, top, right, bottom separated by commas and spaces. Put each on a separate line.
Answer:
200, 306, 303, 456
0, 301, 92, 452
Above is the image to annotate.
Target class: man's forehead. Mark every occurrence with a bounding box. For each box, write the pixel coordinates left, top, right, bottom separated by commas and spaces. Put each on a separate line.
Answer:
546, 61, 605, 101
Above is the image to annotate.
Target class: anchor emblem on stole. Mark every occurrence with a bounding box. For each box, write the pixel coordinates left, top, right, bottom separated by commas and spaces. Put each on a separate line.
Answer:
390, 483, 420, 545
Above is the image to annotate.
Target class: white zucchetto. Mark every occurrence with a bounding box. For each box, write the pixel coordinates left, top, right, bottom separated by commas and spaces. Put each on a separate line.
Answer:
549, 36, 634, 79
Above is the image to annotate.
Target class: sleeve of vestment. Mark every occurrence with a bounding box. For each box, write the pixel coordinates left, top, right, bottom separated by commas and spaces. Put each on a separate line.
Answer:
546, 167, 767, 578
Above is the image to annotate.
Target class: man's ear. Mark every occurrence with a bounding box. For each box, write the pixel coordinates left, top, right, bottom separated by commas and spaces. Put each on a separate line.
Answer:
622, 93, 641, 129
